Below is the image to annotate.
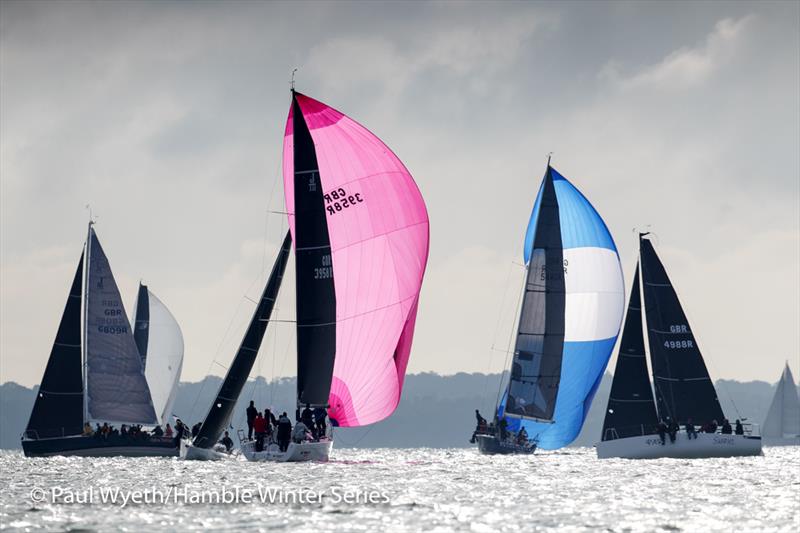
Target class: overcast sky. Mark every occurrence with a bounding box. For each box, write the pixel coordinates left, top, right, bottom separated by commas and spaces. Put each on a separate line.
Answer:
1, 1, 798, 389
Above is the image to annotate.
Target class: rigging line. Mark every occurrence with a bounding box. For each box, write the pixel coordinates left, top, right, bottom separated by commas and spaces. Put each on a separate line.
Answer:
495, 265, 528, 413
483, 259, 522, 405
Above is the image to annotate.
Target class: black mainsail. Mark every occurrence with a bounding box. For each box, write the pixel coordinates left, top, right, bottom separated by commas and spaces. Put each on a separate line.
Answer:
25, 253, 85, 439
193, 231, 293, 449
133, 282, 150, 368
292, 92, 337, 408
505, 166, 566, 422
640, 235, 724, 425
601, 264, 658, 440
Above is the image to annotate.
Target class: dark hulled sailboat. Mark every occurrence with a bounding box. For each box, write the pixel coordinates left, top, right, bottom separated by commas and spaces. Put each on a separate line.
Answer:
23, 224, 181, 457
597, 233, 762, 459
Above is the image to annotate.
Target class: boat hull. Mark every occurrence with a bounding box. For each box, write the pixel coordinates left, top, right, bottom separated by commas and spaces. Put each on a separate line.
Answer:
22, 435, 179, 458
241, 439, 332, 462
762, 436, 800, 446
476, 434, 537, 455
596, 432, 763, 459
180, 440, 236, 461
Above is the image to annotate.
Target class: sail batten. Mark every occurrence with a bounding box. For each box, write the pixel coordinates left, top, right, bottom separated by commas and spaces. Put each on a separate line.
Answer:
283, 92, 429, 427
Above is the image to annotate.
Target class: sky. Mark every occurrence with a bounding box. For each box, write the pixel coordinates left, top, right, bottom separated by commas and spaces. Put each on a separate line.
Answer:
1, 0, 798, 388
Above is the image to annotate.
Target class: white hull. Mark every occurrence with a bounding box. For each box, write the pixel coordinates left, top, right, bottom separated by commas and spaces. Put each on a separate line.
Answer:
180, 440, 236, 461
241, 439, 332, 462
596, 432, 763, 459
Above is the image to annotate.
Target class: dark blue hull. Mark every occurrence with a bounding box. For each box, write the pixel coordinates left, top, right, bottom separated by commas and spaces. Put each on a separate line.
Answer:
476, 434, 537, 455
22, 435, 179, 458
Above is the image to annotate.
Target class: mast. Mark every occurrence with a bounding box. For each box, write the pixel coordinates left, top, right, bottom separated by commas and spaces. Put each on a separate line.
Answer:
600, 263, 658, 440
82, 222, 92, 425
639, 234, 724, 425
192, 231, 293, 448
292, 91, 337, 409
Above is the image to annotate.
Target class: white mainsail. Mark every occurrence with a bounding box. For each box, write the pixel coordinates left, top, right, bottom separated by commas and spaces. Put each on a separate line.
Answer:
762, 363, 800, 439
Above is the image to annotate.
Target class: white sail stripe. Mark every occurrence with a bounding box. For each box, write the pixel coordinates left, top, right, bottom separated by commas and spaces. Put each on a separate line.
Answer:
655, 376, 710, 382
648, 328, 692, 335
562, 247, 625, 342
610, 398, 654, 403
54, 342, 81, 348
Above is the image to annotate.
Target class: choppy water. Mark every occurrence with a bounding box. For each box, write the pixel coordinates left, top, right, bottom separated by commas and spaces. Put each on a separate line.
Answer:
1, 446, 798, 532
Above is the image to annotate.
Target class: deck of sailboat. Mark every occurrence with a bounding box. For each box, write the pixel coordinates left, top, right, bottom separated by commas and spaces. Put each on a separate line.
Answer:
596, 432, 762, 459
475, 434, 537, 455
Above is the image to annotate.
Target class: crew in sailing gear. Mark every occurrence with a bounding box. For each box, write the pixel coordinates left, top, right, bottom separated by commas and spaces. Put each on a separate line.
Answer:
516, 427, 529, 445
277, 412, 292, 452
498, 417, 508, 441
657, 420, 667, 445
293, 421, 309, 443
301, 404, 314, 429
165, 424, 173, 437
262, 410, 274, 438
471, 410, 488, 443
721, 419, 732, 434
685, 418, 698, 439
246, 401, 258, 440
191, 422, 202, 438
253, 413, 267, 452
265, 408, 278, 427
704, 420, 718, 433
153, 425, 164, 437
314, 407, 327, 439
82, 423, 93, 436
667, 419, 679, 443
734, 420, 744, 435
220, 431, 234, 452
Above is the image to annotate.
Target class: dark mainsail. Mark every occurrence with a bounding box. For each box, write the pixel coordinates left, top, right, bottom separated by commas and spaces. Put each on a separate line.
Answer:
292, 92, 337, 408
193, 232, 293, 449
26, 253, 85, 439
601, 264, 658, 440
640, 235, 724, 425
505, 166, 566, 422
133, 282, 150, 368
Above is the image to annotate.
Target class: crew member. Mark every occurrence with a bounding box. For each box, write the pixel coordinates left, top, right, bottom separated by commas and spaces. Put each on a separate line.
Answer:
246, 400, 258, 440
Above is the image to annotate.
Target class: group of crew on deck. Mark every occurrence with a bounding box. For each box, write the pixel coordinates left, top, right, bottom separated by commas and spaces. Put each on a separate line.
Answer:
470, 410, 533, 447
245, 401, 328, 453
655, 417, 745, 445
81, 418, 190, 446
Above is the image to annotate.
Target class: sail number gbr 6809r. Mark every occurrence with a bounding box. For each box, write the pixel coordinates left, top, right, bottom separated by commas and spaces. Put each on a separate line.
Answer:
324, 188, 363, 215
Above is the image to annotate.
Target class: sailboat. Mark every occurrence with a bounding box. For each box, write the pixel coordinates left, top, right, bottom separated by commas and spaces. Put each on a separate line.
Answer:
22, 223, 183, 457
132, 282, 184, 427
238, 90, 430, 462
181, 232, 292, 461
476, 162, 625, 454
597, 233, 763, 459
762, 363, 800, 445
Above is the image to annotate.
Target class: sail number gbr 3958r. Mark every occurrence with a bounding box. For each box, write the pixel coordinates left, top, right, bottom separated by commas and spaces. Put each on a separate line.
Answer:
324, 188, 363, 216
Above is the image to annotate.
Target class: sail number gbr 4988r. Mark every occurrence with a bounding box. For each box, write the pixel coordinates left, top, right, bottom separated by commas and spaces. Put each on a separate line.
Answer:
324, 187, 363, 215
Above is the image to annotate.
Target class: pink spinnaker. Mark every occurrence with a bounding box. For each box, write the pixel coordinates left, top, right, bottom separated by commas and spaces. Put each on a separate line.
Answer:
283, 93, 429, 427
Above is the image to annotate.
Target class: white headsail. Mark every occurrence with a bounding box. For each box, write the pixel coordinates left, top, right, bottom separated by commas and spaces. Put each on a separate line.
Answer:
132, 284, 184, 426
762, 363, 800, 439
